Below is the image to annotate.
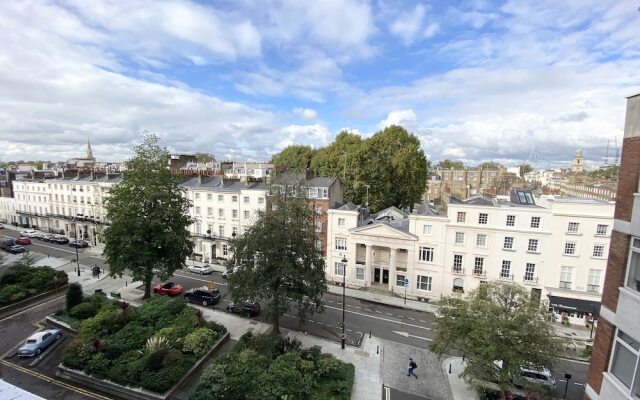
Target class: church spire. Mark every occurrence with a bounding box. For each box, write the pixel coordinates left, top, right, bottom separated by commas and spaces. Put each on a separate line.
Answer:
86, 138, 95, 160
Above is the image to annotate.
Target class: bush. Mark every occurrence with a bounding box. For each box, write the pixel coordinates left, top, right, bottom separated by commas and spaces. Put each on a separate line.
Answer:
136, 297, 187, 329
0, 284, 25, 306
85, 353, 110, 378
62, 338, 94, 370
108, 322, 155, 350
69, 302, 99, 320
66, 283, 84, 311
146, 349, 169, 372
79, 308, 118, 337
0, 265, 31, 285
183, 328, 215, 357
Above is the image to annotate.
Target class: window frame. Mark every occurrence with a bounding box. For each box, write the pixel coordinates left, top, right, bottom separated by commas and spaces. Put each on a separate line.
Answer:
457, 212, 466, 223
478, 213, 488, 225
530, 216, 541, 228
506, 215, 516, 227
455, 232, 465, 245
416, 275, 432, 291
503, 236, 514, 250
564, 241, 577, 255
418, 246, 434, 262
334, 262, 345, 276
335, 238, 347, 251
527, 238, 539, 253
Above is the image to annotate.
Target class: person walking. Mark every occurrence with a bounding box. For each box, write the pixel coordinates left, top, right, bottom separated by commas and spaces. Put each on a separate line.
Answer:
408, 358, 418, 378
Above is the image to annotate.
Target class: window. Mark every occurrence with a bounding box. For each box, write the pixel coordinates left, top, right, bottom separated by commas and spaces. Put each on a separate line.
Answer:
207, 207, 213, 217
244, 196, 250, 204
207, 193, 212, 201
232, 209, 238, 219
588, 270, 601, 293
334, 262, 345, 276
503, 236, 514, 250
476, 234, 487, 247
335, 238, 347, 251
396, 274, 406, 286
232, 196, 238, 203
258, 197, 265, 204
315, 240, 322, 251
530, 216, 541, 228
474, 257, 484, 276
627, 239, 640, 293
564, 241, 577, 255
609, 330, 640, 396
218, 208, 224, 217
455, 232, 465, 245
232, 226, 238, 236
567, 222, 579, 233
315, 205, 322, 215
453, 278, 464, 293
218, 195, 224, 201
457, 212, 466, 223
453, 254, 463, 272
524, 263, 536, 283
195, 206, 201, 215
219, 225, 224, 237
423, 225, 432, 235
338, 218, 346, 227
527, 239, 539, 253
418, 246, 434, 262
506, 215, 516, 227
593, 244, 605, 258
500, 261, 511, 279
222, 244, 228, 256
244, 210, 250, 219
596, 224, 609, 236
560, 266, 573, 289
315, 221, 322, 232
195, 193, 200, 200
417, 275, 432, 291
478, 213, 488, 225
356, 267, 365, 281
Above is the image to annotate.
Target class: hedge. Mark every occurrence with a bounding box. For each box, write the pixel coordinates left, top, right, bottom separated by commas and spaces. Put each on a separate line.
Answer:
0, 264, 67, 306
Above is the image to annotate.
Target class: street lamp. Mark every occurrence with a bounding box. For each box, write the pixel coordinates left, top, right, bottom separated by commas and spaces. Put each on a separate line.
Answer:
341, 255, 347, 349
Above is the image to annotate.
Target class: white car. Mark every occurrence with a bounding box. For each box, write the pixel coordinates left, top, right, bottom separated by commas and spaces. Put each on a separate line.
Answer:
20, 229, 39, 238
493, 360, 557, 390
187, 264, 215, 275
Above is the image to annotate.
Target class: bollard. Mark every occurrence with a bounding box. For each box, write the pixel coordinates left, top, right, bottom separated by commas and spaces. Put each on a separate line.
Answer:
376, 345, 379, 354
449, 364, 452, 374
126, 281, 128, 287
369, 330, 372, 338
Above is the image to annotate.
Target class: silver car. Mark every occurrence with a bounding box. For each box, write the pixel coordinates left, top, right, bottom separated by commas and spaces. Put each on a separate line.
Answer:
187, 264, 215, 275
18, 329, 62, 357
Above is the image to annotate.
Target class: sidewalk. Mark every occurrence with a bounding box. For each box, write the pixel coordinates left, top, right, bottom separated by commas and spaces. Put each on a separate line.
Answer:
444, 357, 480, 400
327, 283, 439, 313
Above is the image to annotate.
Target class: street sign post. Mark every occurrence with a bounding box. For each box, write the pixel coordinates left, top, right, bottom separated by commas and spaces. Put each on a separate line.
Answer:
403, 278, 409, 304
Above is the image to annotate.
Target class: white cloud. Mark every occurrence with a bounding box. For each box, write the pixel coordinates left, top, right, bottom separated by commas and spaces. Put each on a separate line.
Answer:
274, 124, 332, 151
389, 4, 439, 45
442, 147, 466, 158
378, 109, 418, 130
293, 108, 318, 120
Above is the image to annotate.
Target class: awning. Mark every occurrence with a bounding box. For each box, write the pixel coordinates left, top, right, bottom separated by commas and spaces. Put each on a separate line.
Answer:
548, 295, 600, 314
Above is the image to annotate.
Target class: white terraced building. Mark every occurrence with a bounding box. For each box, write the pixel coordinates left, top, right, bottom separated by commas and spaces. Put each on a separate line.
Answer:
325, 189, 614, 325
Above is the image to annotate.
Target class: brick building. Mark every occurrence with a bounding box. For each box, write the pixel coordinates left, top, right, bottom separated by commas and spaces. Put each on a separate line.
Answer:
584, 94, 640, 399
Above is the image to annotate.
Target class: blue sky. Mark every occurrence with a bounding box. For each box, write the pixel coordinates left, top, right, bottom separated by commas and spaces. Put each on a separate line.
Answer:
0, 0, 638, 168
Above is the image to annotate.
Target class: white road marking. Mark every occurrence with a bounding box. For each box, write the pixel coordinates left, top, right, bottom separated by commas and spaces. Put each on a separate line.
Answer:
392, 331, 432, 341
407, 317, 415, 321
323, 304, 432, 331
385, 313, 392, 316
173, 272, 228, 286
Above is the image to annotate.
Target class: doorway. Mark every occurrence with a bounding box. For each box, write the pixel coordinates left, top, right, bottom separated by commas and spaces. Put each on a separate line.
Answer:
374, 268, 381, 283
382, 269, 389, 284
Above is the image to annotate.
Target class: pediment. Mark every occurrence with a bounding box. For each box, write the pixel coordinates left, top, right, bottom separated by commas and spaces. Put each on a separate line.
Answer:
350, 223, 417, 240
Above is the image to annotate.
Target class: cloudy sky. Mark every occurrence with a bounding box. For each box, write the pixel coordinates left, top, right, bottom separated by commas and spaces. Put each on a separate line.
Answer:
0, 0, 638, 168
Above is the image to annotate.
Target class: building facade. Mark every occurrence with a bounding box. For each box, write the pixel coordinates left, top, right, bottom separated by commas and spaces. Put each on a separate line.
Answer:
326, 190, 613, 325
585, 94, 640, 400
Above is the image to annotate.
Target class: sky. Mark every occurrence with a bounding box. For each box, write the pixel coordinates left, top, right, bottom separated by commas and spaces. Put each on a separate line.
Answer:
0, 0, 638, 168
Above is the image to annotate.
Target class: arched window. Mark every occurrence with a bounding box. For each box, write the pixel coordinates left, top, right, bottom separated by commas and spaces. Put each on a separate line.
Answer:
453, 278, 464, 293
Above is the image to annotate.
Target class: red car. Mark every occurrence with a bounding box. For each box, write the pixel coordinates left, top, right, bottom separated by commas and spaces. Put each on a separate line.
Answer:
152, 282, 183, 296
15, 237, 32, 245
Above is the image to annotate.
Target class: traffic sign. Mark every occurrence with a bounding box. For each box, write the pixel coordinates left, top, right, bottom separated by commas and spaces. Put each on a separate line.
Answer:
403, 278, 409, 287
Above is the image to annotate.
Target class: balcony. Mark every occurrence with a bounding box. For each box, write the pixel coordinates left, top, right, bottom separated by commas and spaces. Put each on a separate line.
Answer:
559, 281, 572, 289
451, 266, 465, 275
499, 274, 514, 281
586, 284, 600, 294
190, 233, 217, 241
472, 269, 486, 278
523, 276, 539, 285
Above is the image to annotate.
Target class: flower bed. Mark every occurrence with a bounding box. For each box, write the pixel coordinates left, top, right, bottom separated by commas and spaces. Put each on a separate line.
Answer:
190, 332, 355, 400
0, 263, 67, 306
61, 296, 226, 394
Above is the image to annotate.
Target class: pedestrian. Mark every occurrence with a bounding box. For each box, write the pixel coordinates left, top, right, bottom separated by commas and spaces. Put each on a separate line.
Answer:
408, 358, 418, 378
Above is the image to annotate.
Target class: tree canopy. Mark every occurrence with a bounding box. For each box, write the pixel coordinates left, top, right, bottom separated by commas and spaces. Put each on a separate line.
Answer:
589, 165, 619, 180
477, 161, 504, 170
272, 125, 429, 212
194, 152, 214, 164
271, 145, 316, 173
436, 159, 465, 169
103, 134, 194, 298
519, 163, 533, 177
430, 282, 560, 396
226, 188, 327, 333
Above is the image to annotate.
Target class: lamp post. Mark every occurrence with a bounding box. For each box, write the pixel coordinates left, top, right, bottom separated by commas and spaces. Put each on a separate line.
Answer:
341, 255, 347, 349
72, 216, 80, 276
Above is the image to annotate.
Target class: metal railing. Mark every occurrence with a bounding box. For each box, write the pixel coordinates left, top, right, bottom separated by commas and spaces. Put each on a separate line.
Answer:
499, 274, 514, 281
523, 276, 539, 285
451, 266, 465, 275
472, 269, 486, 277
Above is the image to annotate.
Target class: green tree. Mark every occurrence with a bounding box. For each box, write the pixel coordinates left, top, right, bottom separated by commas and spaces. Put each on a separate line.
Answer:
226, 188, 327, 334
589, 165, 619, 180
430, 282, 560, 396
271, 145, 316, 173
519, 163, 533, 177
103, 134, 194, 299
194, 152, 214, 164
66, 282, 84, 311
477, 161, 503, 169
436, 159, 465, 169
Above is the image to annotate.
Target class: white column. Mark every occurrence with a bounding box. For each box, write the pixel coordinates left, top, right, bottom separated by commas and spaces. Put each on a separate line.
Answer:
365, 244, 373, 287
389, 248, 397, 291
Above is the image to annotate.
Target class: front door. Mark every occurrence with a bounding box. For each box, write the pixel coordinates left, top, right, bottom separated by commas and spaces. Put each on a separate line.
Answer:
382, 269, 389, 284
211, 244, 216, 259
374, 268, 381, 283
531, 288, 542, 306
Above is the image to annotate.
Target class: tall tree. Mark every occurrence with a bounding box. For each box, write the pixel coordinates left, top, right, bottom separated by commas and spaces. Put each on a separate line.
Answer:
430, 282, 560, 396
519, 163, 533, 177
194, 152, 214, 163
271, 145, 316, 173
226, 188, 327, 334
478, 161, 504, 169
103, 134, 194, 299
436, 159, 465, 169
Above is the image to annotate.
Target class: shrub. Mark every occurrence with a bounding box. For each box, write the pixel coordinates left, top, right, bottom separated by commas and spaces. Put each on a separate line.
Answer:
66, 283, 84, 311
103, 342, 128, 361
136, 297, 186, 329
145, 335, 169, 352
62, 338, 94, 370
0, 264, 31, 285
162, 348, 184, 366
183, 327, 215, 357
108, 321, 155, 350
0, 284, 25, 306
79, 308, 118, 337
146, 349, 169, 372
315, 355, 346, 380
85, 353, 110, 378
69, 302, 99, 320
140, 357, 194, 393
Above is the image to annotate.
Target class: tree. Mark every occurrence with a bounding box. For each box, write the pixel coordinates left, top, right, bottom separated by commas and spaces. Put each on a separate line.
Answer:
589, 165, 619, 180
271, 145, 316, 173
436, 159, 465, 169
477, 161, 503, 170
194, 152, 214, 164
226, 187, 327, 334
66, 282, 84, 311
103, 134, 194, 299
430, 282, 560, 396
519, 163, 533, 177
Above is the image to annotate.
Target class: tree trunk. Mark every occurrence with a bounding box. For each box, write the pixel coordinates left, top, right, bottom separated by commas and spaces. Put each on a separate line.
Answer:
143, 279, 151, 299
273, 315, 280, 334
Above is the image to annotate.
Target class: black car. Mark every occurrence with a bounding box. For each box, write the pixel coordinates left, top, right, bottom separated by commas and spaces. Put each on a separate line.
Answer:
226, 301, 261, 317
184, 287, 221, 307
51, 235, 69, 244
8, 245, 25, 254
69, 239, 89, 248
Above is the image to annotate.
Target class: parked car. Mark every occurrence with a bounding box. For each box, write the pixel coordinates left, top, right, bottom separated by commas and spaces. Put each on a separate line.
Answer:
8, 245, 25, 254
152, 281, 184, 296
15, 237, 32, 245
187, 264, 215, 275
184, 287, 221, 306
2, 238, 15, 251
493, 361, 557, 390
226, 301, 261, 317
69, 239, 89, 248
41, 234, 57, 242
19, 229, 38, 238
51, 235, 69, 244
0, 223, 4, 229
18, 329, 62, 357
31, 232, 47, 240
